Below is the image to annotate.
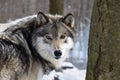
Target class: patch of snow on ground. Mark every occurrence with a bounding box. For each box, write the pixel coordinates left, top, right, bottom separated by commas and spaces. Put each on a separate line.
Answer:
0, 24, 9, 32
42, 62, 86, 80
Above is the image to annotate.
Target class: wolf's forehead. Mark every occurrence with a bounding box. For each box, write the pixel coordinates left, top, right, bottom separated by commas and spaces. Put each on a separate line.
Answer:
37, 22, 67, 38
49, 22, 67, 34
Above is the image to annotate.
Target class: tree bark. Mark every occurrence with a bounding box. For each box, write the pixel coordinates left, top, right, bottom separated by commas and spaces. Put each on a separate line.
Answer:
49, 0, 64, 15
29, 0, 36, 14
86, 0, 120, 80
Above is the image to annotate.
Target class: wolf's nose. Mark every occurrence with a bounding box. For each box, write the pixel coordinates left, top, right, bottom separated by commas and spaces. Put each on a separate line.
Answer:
54, 50, 62, 58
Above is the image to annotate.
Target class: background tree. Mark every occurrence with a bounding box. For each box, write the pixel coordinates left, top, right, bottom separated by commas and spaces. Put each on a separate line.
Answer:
49, 0, 64, 15
86, 0, 120, 80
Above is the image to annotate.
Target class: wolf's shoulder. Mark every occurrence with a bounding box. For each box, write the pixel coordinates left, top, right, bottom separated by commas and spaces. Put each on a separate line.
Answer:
0, 36, 31, 72
0, 35, 25, 56
0, 34, 30, 61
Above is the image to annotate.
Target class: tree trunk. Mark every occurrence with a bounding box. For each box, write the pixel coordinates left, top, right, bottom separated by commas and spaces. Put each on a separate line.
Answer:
49, 0, 64, 15
29, 0, 36, 14
86, 0, 120, 80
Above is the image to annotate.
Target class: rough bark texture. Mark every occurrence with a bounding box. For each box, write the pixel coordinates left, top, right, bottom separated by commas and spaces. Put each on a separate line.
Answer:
49, 0, 64, 15
86, 0, 120, 80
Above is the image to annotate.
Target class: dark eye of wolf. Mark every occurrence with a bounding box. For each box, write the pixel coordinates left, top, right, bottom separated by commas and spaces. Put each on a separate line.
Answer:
45, 34, 52, 40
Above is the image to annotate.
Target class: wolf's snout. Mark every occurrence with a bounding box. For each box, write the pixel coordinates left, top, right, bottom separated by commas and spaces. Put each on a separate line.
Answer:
54, 50, 62, 59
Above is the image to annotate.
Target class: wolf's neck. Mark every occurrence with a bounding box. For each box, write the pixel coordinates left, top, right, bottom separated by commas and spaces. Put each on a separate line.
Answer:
29, 61, 43, 80
36, 55, 64, 73
29, 59, 54, 80
35, 56, 55, 74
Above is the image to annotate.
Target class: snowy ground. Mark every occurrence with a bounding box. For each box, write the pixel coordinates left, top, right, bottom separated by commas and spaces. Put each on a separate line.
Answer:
42, 62, 86, 80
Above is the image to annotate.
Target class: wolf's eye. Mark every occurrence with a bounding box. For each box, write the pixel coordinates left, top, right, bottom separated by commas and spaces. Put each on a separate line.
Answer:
45, 34, 52, 41
60, 35, 66, 39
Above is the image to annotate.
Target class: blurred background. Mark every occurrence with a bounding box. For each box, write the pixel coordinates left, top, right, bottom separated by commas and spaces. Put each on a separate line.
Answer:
0, 0, 94, 70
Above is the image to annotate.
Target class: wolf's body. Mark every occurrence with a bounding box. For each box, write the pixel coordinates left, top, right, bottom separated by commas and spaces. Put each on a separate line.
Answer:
0, 12, 75, 80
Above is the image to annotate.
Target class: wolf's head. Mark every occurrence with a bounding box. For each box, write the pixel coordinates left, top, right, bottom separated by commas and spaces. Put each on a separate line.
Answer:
32, 12, 75, 69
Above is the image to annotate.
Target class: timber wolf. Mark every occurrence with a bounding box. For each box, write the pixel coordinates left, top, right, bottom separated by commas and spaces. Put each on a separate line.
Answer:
0, 11, 75, 80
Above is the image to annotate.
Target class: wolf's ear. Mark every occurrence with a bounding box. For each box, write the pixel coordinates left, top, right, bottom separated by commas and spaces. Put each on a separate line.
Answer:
62, 13, 75, 28
36, 11, 49, 26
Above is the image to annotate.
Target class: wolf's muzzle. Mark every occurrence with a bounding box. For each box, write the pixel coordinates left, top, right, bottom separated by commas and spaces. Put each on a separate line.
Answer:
54, 50, 62, 59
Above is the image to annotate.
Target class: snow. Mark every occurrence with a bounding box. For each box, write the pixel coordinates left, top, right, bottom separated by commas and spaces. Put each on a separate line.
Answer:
42, 62, 86, 80
0, 24, 8, 32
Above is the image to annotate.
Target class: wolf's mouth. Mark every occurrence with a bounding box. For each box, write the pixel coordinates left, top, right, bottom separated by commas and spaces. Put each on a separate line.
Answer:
55, 56, 61, 59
